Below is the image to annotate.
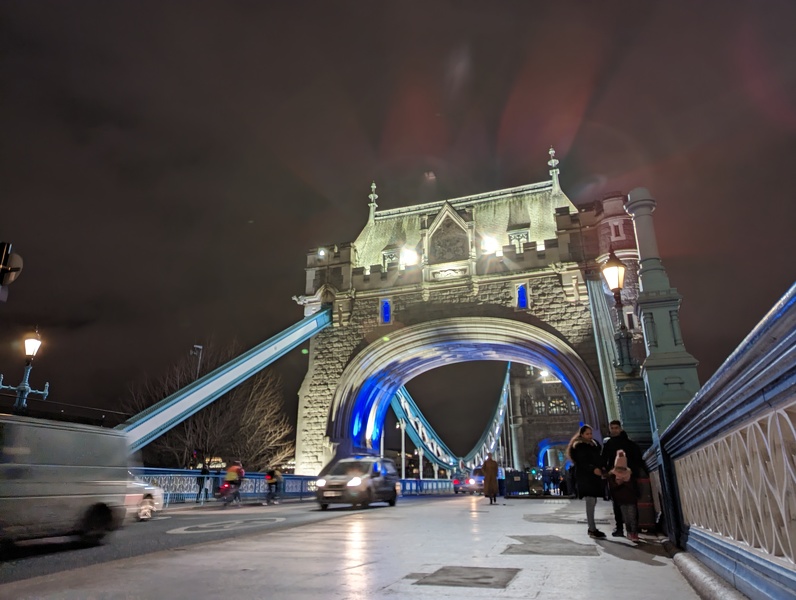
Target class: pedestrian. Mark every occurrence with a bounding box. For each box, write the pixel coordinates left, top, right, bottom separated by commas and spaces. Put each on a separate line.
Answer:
607, 450, 640, 542
550, 468, 562, 495
265, 467, 283, 505
195, 461, 210, 503
566, 424, 607, 539
482, 452, 499, 505
601, 420, 644, 537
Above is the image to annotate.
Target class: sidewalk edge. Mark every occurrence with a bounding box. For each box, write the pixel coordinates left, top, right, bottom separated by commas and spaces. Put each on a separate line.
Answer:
661, 540, 749, 600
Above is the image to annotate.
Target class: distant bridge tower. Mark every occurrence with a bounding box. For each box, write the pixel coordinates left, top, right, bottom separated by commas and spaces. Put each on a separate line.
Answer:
293, 151, 642, 475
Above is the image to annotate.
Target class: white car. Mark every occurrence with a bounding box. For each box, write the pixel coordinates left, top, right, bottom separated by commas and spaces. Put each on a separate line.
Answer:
126, 474, 165, 521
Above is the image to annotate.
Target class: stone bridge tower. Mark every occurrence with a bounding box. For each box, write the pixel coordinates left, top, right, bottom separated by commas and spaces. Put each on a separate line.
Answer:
293, 151, 642, 475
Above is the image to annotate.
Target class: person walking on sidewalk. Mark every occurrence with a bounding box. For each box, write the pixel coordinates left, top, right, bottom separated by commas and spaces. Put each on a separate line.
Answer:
195, 461, 210, 503
607, 450, 640, 542
566, 424, 607, 539
602, 420, 644, 537
482, 452, 499, 505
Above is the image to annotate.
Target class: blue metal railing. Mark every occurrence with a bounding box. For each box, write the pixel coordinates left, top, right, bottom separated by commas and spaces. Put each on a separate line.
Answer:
651, 282, 796, 599
129, 468, 464, 504
130, 467, 318, 506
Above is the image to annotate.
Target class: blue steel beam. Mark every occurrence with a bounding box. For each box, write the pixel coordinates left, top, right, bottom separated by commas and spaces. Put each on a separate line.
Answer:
390, 387, 460, 470
461, 365, 510, 468
389, 363, 511, 471
119, 308, 332, 453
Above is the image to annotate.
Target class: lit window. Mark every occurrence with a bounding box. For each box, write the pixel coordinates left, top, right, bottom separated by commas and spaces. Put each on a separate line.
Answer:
549, 398, 567, 415
610, 220, 626, 241
533, 400, 546, 415
380, 298, 392, 324
569, 400, 579, 413
381, 249, 399, 268
624, 307, 638, 330
507, 231, 528, 253
516, 283, 528, 309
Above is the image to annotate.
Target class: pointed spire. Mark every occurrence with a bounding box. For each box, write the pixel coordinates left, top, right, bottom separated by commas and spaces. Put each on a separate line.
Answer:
548, 146, 561, 192
368, 181, 379, 223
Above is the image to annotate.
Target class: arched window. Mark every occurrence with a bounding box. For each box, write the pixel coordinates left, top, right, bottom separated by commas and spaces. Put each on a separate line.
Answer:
516, 283, 528, 309
533, 400, 546, 415
549, 398, 567, 415
380, 298, 392, 324
569, 400, 579, 414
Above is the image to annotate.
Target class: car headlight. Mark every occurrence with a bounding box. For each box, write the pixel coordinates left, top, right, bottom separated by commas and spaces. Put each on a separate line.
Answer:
346, 476, 363, 487
316, 478, 327, 487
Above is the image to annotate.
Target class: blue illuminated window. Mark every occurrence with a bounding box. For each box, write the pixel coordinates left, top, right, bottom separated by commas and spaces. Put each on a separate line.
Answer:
380, 298, 392, 324
516, 283, 528, 309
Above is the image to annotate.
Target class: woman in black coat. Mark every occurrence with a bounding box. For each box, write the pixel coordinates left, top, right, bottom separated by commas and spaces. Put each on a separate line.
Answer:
566, 424, 606, 539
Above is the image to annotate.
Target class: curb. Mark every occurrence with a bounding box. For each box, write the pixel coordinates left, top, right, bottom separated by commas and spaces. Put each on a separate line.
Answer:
660, 539, 749, 600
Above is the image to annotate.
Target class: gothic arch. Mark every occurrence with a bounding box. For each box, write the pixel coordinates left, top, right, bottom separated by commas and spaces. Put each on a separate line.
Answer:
327, 317, 606, 456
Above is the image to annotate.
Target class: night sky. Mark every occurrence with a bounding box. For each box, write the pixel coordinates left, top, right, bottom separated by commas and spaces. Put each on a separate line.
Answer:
1, 2, 794, 454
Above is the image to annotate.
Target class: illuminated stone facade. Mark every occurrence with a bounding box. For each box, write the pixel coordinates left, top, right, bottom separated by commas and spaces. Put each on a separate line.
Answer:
293, 156, 643, 475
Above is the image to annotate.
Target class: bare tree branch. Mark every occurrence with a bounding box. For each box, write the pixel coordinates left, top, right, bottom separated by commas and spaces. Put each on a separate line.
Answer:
122, 340, 294, 470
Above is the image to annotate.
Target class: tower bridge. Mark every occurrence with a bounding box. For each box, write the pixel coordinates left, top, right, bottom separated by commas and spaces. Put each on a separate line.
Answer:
114, 150, 796, 597
293, 150, 643, 474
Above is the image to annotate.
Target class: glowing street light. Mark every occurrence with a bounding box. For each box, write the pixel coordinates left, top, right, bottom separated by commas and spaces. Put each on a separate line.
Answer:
0, 329, 50, 410
601, 248, 627, 320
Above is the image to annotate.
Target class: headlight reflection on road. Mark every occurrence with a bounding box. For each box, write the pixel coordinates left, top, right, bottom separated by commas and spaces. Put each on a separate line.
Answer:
343, 518, 369, 590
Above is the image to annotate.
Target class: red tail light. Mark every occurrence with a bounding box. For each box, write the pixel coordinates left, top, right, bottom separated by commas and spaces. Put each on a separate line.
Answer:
453, 479, 460, 485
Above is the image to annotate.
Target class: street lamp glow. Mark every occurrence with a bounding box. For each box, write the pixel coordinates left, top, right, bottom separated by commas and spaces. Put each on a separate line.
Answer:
601, 249, 626, 293
24, 334, 42, 359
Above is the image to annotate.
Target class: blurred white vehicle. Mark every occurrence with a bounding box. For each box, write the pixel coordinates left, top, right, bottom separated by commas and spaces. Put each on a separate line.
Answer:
127, 474, 164, 521
1, 414, 129, 546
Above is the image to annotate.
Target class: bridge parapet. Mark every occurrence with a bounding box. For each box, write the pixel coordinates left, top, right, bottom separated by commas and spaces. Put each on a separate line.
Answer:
653, 282, 796, 599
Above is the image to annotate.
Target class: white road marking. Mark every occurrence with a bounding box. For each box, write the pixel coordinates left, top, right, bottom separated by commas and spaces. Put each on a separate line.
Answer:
166, 518, 285, 535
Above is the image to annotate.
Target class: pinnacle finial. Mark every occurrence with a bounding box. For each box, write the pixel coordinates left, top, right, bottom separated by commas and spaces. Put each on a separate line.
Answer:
367, 181, 379, 223
548, 146, 561, 191
548, 146, 559, 169
368, 181, 378, 206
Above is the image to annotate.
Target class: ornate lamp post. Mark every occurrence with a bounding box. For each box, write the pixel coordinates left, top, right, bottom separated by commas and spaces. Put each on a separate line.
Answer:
0, 330, 50, 410
601, 249, 636, 375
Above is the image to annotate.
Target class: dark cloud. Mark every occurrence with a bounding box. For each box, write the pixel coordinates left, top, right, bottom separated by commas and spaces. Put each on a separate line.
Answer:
1, 1, 794, 447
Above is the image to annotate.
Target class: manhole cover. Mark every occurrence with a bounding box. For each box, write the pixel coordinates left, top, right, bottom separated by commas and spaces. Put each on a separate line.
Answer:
502, 534, 599, 556
415, 566, 520, 589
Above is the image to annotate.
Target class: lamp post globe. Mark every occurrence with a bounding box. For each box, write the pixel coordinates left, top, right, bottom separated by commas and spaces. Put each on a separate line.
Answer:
601, 249, 627, 311
24, 332, 42, 361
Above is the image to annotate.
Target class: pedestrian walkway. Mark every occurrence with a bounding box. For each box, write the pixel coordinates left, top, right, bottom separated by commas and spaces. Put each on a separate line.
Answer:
0, 496, 706, 599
